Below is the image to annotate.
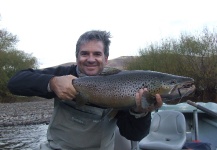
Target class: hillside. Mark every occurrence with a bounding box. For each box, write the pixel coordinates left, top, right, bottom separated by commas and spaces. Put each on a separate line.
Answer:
59, 56, 135, 70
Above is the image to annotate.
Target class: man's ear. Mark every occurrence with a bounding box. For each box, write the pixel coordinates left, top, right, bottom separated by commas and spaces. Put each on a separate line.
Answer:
105, 57, 108, 64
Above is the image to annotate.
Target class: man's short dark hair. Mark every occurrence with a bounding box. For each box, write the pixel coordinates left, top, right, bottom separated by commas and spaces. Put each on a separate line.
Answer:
76, 30, 111, 58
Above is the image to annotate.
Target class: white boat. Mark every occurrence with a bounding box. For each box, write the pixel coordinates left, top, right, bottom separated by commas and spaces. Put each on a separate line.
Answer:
115, 100, 217, 150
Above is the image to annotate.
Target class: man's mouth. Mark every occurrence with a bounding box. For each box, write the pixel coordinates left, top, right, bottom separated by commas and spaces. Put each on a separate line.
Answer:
85, 65, 98, 70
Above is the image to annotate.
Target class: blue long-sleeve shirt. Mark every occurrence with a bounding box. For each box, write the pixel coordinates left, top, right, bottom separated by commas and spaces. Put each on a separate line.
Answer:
7, 65, 151, 142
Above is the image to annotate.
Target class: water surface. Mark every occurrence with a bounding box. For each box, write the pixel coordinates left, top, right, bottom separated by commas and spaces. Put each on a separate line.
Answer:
0, 124, 48, 150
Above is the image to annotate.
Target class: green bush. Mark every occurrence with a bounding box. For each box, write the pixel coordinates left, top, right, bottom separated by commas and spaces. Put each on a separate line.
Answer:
0, 26, 38, 102
126, 27, 217, 102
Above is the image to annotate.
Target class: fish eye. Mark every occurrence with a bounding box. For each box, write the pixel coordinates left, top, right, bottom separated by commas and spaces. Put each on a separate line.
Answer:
170, 80, 177, 84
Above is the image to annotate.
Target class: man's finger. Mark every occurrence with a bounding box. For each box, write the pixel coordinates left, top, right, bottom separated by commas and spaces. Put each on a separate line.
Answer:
135, 92, 141, 107
155, 94, 163, 108
68, 75, 78, 95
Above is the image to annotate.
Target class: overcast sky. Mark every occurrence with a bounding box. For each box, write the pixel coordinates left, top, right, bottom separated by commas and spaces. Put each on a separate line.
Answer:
0, 0, 217, 68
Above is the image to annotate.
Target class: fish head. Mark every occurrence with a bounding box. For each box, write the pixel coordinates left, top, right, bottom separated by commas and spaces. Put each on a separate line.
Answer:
153, 74, 196, 103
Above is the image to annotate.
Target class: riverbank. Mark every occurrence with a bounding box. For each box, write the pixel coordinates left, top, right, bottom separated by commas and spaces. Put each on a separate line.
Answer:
0, 99, 54, 127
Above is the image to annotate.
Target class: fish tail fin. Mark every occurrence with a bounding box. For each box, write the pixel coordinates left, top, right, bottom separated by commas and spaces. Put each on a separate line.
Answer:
142, 92, 156, 109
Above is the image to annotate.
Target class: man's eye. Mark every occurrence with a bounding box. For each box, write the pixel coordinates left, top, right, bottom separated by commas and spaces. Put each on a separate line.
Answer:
94, 52, 102, 56
80, 52, 88, 56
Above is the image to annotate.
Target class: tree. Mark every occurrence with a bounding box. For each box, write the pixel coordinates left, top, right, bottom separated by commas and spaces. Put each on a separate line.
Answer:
0, 23, 38, 102
126, 27, 217, 102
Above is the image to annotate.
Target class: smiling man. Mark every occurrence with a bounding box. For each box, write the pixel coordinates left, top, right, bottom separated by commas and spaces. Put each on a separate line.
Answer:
77, 40, 107, 76
7, 30, 162, 150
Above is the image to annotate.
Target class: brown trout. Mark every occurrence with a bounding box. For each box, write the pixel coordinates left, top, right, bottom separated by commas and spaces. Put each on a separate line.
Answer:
72, 70, 195, 109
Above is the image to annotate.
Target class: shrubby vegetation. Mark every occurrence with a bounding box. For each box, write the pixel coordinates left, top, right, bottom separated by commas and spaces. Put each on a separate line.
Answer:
0, 20, 38, 102
1, 18, 217, 103
126, 27, 217, 102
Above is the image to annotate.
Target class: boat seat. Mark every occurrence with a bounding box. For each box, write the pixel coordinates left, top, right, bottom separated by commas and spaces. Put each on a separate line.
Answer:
139, 110, 186, 150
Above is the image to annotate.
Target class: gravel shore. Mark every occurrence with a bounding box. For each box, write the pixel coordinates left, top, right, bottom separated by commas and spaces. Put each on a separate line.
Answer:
0, 99, 54, 127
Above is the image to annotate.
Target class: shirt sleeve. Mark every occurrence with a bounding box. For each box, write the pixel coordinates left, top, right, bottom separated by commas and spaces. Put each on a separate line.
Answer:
116, 110, 151, 141
7, 65, 77, 99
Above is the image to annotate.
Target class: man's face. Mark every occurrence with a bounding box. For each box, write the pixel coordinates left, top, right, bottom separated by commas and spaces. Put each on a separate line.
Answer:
77, 40, 108, 76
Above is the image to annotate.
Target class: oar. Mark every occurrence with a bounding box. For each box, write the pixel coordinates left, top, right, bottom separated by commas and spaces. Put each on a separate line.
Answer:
187, 100, 217, 118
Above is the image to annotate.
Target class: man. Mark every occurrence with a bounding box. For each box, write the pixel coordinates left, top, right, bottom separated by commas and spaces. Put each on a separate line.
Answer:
7, 30, 162, 150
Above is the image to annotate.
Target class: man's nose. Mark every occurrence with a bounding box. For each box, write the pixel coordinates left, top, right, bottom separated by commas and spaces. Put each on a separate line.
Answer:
87, 55, 95, 62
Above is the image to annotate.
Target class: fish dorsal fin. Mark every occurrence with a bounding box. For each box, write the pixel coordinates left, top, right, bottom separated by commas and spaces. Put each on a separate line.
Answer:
99, 67, 122, 76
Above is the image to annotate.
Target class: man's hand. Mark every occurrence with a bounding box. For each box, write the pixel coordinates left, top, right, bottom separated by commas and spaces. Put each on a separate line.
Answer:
133, 88, 163, 113
49, 75, 78, 100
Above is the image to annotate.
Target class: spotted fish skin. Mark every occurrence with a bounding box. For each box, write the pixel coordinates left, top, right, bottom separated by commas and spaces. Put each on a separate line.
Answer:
72, 70, 195, 109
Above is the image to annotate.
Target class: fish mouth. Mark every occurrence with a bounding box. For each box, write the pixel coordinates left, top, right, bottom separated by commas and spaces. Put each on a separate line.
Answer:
177, 81, 195, 97
163, 81, 195, 102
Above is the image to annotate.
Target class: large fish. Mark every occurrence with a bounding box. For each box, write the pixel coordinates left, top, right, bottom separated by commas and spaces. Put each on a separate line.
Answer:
72, 69, 195, 109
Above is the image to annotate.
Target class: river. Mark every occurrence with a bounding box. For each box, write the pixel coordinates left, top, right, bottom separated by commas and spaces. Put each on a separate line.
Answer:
0, 124, 48, 150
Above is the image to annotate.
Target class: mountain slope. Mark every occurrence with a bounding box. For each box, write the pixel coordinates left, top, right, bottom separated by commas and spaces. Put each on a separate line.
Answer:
59, 56, 134, 70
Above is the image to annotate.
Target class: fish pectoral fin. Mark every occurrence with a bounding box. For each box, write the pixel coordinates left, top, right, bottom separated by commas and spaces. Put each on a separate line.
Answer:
75, 94, 88, 107
99, 67, 122, 76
